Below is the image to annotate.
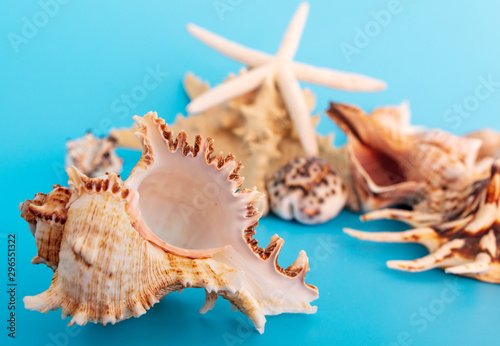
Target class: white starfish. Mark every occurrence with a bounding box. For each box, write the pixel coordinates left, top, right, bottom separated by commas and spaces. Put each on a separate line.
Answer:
186, 2, 386, 157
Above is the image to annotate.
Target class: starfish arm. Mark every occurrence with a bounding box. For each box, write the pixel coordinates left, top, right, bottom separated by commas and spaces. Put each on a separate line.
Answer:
187, 23, 271, 67
292, 62, 387, 91
277, 2, 309, 61
276, 65, 318, 156
187, 63, 275, 114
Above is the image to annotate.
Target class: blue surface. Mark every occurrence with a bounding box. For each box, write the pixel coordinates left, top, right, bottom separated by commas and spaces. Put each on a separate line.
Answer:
2, 1, 500, 345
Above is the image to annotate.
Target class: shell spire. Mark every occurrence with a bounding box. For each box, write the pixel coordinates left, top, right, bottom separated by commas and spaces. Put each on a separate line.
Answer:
21, 111, 318, 333
20, 186, 74, 270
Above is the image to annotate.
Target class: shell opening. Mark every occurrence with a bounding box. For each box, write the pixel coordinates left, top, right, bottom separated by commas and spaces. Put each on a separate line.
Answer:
351, 139, 406, 187
125, 113, 251, 257
135, 166, 237, 251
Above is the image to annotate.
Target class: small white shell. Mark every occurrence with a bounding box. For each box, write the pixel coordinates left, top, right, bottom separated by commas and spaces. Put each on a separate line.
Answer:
65, 132, 123, 177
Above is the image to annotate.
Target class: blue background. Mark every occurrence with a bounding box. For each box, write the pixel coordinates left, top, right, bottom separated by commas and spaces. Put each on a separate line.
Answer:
2, 0, 500, 345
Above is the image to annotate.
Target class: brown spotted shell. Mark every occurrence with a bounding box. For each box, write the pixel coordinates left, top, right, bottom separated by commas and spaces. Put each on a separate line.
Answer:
267, 156, 347, 224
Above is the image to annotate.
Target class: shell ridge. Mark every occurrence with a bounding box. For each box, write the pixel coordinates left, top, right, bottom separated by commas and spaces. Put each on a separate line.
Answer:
22, 112, 318, 332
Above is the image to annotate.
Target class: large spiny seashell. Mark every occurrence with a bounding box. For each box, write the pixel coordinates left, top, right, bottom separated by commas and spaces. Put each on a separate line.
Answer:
20, 112, 318, 333
326, 102, 491, 218
267, 156, 347, 224
65, 132, 123, 177
345, 160, 500, 284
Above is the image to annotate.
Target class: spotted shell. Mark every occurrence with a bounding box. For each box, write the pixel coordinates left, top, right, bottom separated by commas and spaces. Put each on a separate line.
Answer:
267, 156, 347, 225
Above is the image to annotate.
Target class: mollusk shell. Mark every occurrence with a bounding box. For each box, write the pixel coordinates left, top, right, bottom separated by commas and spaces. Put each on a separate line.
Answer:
267, 156, 347, 225
345, 160, 500, 283
466, 129, 500, 160
20, 112, 318, 333
65, 132, 122, 177
326, 102, 491, 219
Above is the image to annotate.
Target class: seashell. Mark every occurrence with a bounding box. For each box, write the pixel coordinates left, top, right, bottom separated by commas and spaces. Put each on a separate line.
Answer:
345, 160, 500, 284
266, 157, 347, 225
111, 73, 348, 215
20, 112, 318, 333
326, 102, 491, 219
19, 185, 73, 270
65, 132, 123, 177
466, 129, 500, 160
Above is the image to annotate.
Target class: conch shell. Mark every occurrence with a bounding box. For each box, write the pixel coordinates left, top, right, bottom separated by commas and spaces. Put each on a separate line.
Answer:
65, 132, 122, 177
345, 160, 500, 283
20, 112, 318, 333
326, 101, 491, 221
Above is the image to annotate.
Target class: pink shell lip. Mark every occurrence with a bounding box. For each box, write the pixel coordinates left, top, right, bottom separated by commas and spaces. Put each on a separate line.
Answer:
121, 111, 264, 260
65, 113, 315, 282
124, 188, 227, 259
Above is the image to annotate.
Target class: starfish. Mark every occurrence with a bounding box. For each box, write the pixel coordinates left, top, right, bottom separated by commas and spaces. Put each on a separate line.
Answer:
186, 2, 386, 157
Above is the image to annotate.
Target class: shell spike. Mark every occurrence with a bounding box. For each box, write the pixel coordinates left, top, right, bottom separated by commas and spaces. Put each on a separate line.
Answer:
361, 209, 445, 228
344, 227, 441, 251
267, 235, 285, 264
199, 291, 218, 314
387, 239, 465, 272
445, 252, 492, 275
